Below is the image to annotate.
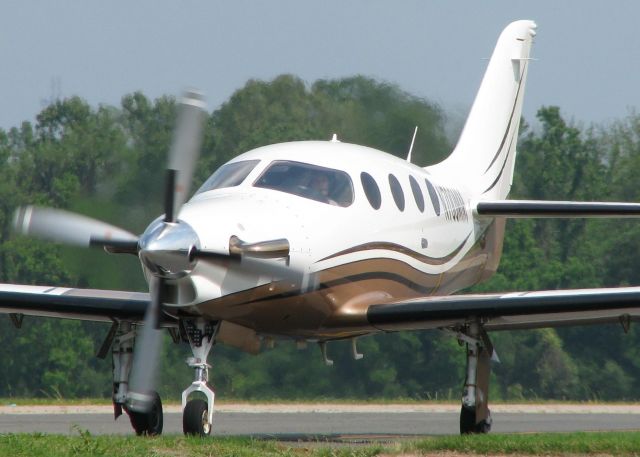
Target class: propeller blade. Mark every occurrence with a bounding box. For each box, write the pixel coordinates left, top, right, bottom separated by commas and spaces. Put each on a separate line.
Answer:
13, 205, 138, 252
165, 90, 206, 222
126, 277, 164, 413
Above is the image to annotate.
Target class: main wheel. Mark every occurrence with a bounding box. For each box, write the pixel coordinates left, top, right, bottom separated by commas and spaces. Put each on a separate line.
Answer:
127, 391, 163, 436
183, 399, 211, 436
459, 406, 491, 434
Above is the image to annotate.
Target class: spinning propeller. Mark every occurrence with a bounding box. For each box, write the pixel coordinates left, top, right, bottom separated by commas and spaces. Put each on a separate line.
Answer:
12, 205, 139, 254
14, 91, 207, 413
125, 90, 207, 413
13, 90, 301, 413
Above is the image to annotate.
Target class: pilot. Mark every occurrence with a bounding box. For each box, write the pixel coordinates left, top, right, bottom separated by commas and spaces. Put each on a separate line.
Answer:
309, 173, 336, 205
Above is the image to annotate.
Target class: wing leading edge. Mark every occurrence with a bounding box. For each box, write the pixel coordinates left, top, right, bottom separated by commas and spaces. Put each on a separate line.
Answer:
0, 284, 149, 323
367, 287, 640, 332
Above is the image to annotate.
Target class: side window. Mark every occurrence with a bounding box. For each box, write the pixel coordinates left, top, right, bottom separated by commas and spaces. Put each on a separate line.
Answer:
388, 174, 405, 211
361, 172, 381, 209
425, 178, 441, 216
409, 176, 425, 213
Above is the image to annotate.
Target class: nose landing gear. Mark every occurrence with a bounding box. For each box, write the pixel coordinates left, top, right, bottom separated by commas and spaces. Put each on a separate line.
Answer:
181, 318, 218, 436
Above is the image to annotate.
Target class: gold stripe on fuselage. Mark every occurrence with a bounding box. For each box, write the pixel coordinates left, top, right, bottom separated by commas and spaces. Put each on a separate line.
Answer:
318, 233, 471, 265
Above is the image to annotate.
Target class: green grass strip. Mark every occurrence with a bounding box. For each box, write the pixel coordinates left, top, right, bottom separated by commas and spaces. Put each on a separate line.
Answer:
1, 431, 640, 456
408, 431, 640, 455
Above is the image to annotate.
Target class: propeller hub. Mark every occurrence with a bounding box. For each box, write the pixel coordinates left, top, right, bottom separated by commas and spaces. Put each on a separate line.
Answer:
138, 219, 200, 279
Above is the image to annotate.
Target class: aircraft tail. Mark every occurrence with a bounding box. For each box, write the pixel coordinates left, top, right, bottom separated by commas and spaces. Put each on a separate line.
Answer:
428, 20, 537, 200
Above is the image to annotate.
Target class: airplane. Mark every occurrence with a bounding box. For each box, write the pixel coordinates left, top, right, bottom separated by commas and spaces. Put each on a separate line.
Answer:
5, 19, 640, 437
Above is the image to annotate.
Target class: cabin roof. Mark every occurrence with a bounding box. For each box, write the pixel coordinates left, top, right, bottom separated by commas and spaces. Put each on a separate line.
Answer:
231, 140, 425, 175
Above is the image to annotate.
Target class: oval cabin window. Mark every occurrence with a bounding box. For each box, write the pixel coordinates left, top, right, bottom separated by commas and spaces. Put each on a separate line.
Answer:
388, 174, 405, 211
425, 178, 441, 216
360, 172, 381, 210
409, 175, 425, 213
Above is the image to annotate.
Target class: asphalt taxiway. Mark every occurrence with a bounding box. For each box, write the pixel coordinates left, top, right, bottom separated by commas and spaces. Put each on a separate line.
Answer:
0, 404, 637, 437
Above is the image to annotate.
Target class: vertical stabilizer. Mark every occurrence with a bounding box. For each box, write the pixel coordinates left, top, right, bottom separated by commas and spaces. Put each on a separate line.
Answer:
428, 20, 537, 200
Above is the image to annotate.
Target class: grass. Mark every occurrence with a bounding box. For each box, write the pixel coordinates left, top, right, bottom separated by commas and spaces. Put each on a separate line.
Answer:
409, 432, 640, 455
0, 431, 640, 456
0, 434, 358, 457
0, 398, 113, 406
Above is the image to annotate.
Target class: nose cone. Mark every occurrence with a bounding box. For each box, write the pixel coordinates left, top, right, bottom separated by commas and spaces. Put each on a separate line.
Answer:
139, 219, 200, 278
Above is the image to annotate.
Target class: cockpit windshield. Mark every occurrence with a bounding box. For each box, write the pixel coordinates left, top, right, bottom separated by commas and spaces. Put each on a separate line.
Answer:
195, 160, 260, 195
254, 160, 353, 207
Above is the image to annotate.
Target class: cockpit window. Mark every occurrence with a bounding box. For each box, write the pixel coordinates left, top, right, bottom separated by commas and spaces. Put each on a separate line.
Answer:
195, 160, 260, 194
254, 160, 354, 207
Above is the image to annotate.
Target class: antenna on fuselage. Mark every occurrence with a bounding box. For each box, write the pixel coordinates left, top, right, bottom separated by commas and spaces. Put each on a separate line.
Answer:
406, 126, 418, 163
330, 133, 341, 143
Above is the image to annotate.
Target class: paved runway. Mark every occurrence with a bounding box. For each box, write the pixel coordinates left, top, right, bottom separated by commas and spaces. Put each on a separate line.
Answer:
0, 404, 638, 437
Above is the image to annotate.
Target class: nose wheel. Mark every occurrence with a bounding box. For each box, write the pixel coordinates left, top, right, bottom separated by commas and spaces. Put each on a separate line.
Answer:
183, 399, 211, 436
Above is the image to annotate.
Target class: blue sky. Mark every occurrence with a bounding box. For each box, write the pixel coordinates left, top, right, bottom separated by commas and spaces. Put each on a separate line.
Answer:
1, 1, 638, 130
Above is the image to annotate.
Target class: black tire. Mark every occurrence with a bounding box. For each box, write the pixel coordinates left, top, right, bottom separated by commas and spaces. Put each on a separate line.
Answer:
183, 399, 211, 436
459, 406, 491, 434
127, 391, 163, 436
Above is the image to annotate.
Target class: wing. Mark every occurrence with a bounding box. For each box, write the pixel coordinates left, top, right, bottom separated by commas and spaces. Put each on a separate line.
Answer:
367, 287, 640, 332
0, 283, 149, 323
475, 200, 640, 218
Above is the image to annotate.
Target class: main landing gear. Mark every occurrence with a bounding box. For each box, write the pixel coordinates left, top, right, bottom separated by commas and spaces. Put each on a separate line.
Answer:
111, 322, 164, 435
110, 318, 494, 436
458, 321, 494, 434
128, 392, 163, 436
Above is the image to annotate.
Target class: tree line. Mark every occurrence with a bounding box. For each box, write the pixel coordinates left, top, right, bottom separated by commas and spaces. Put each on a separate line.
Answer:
0, 74, 638, 401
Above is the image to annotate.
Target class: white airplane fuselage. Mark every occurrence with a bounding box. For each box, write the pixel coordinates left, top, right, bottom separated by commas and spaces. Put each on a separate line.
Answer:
156, 140, 504, 340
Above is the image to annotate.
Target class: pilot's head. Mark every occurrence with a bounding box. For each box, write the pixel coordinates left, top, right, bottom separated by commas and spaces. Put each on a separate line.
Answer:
310, 173, 330, 196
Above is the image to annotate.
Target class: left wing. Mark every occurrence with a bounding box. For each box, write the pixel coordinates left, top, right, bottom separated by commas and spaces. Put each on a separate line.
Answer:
367, 287, 640, 332
0, 284, 149, 323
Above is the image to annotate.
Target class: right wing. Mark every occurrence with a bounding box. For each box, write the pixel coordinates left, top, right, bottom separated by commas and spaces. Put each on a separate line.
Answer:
362, 200, 640, 333
0, 284, 149, 323
367, 287, 640, 332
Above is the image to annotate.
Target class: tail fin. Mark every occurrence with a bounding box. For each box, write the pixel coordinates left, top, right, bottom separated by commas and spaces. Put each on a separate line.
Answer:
428, 20, 537, 200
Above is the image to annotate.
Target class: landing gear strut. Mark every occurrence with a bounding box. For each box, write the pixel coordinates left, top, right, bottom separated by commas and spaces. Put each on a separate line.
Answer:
181, 318, 218, 436
111, 322, 164, 436
459, 322, 493, 434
